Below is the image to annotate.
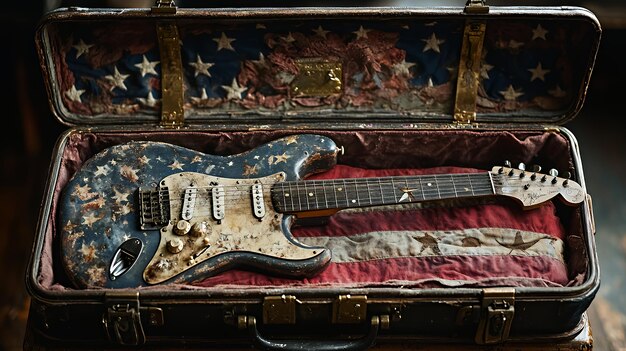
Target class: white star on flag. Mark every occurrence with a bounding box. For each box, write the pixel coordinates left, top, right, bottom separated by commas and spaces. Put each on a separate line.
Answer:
480, 63, 494, 80
65, 85, 85, 103
500, 85, 524, 101
549, 85, 567, 98
532, 24, 548, 41
281, 32, 296, 43
189, 54, 214, 77
313, 26, 330, 39
168, 160, 184, 170
134, 55, 159, 77
213, 32, 236, 51
72, 39, 93, 59
94, 165, 111, 177
392, 60, 416, 76
528, 62, 550, 82
191, 88, 209, 103
222, 79, 247, 100
104, 66, 129, 91
138, 91, 158, 107
353, 26, 370, 40
422, 33, 445, 53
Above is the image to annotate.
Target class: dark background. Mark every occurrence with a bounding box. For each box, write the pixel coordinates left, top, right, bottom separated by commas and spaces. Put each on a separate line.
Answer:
1, 1, 624, 350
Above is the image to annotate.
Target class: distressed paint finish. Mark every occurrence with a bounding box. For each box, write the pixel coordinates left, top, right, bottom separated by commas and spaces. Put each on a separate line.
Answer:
59, 134, 338, 288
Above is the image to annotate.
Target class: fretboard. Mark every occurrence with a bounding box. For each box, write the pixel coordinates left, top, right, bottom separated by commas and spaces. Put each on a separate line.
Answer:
271, 172, 495, 213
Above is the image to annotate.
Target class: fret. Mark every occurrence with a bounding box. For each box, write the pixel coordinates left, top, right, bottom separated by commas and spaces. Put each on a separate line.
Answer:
467, 174, 475, 196
292, 182, 302, 212
312, 180, 320, 210
378, 178, 385, 206
433, 174, 442, 199
450, 174, 458, 197
353, 178, 361, 206
281, 182, 288, 212
390, 178, 399, 203
322, 180, 329, 210
364, 179, 373, 206
342, 179, 350, 207
330, 179, 340, 208
302, 181, 311, 210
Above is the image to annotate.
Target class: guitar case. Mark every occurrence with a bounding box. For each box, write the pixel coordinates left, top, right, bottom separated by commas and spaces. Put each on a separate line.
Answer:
26, 2, 600, 349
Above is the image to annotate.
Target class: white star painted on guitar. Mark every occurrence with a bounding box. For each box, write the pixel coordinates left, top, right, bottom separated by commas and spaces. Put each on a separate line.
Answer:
213, 32, 236, 51
82, 213, 102, 228
65, 85, 85, 103
227, 161, 234, 167
313, 25, 330, 39
138, 155, 151, 165
134, 55, 159, 77
80, 241, 98, 258
254, 155, 260, 160
422, 33, 444, 53
191, 156, 202, 164
104, 66, 129, 91
116, 203, 132, 216
112, 187, 131, 203
122, 234, 131, 241
168, 160, 184, 170
73, 184, 96, 201
120, 165, 139, 182
110, 160, 117, 166
189, 54, 214, 77
72, 39, 93, 59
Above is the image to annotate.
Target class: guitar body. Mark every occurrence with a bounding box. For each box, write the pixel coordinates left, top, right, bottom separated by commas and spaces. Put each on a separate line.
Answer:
59, 134, 338, 288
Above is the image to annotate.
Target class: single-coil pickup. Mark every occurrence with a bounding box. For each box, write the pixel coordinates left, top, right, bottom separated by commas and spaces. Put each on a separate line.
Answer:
181, 187, 197, 220
211, 185, 225, 221
251, 183, 266, 219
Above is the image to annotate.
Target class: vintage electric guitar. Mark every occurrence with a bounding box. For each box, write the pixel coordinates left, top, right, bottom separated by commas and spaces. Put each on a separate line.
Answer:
59, 134, 586, 288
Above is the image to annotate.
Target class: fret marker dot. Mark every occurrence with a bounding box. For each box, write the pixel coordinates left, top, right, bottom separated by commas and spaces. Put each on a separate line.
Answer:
284, 193, 290, 197
337, 187, 343, 191
464, 188, 469, 192
351, 199, 357, 203
308, 192, 314, 197
427, 183, 432, 186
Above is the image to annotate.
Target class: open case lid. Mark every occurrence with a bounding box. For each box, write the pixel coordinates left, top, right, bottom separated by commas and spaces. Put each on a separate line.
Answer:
36, 2, 601, 127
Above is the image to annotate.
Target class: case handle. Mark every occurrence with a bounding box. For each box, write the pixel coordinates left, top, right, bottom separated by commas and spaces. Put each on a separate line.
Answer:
247, 315, 380, 351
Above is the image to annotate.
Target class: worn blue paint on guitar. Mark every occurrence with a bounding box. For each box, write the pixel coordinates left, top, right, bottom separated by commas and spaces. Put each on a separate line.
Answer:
59, 134, 338, 288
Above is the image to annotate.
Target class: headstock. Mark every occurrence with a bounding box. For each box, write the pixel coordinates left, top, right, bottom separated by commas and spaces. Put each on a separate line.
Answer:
491, 163, 585, 208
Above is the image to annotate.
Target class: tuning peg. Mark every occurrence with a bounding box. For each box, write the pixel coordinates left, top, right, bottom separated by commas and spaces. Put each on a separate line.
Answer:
504, 160, 512, 168
563, 171, 572, 187
518, 163, 526, 177
549, 169, 559, 184
530, 165, 541, 180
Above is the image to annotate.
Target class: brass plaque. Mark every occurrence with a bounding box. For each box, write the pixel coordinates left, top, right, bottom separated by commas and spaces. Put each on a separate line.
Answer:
291, 60, 342, 97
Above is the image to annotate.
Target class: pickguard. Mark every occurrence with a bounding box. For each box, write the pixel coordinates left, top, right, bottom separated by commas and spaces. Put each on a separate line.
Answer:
144, 172, 324, 284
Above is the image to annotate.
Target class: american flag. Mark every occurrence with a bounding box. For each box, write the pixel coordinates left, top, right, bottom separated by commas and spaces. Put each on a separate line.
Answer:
54, 16, 593, 117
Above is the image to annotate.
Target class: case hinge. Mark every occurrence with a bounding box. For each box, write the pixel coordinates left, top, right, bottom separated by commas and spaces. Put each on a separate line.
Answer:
263, 295, 297, 325
464, 0, 489, 14
475, 287, 515, 344
103, 292, 164, 346
453, 20, 486, 124
155, 8, 185, 128
333, 295, 367, 324
152, 0, 177, 14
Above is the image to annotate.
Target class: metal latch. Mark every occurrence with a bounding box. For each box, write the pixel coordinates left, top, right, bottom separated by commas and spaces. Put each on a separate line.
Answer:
464, 0, 489, 14
103, 292, 164, 346
587, 194, 596, 235
263, 295, 297, 325
333, 295, 367, 324
475, 288, 515, 344
152, 0, 177, 14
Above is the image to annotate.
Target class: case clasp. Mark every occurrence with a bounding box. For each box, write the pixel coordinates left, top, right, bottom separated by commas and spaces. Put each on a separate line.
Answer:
333, 295, 367, 324
475, 287, 515, 344
263, 295, 297, 325
103, 292, 163, 346
464, 0, 489, 14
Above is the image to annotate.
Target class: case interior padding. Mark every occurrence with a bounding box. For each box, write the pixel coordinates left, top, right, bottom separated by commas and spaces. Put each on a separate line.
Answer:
38, 129, 587, 291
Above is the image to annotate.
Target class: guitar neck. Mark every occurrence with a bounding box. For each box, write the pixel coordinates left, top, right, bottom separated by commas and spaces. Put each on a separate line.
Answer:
271, 172, 495, 213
